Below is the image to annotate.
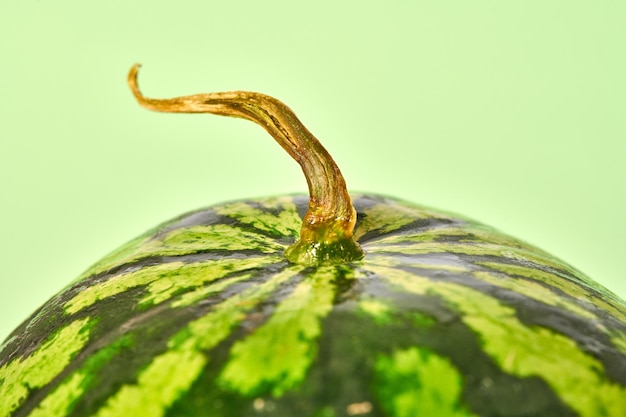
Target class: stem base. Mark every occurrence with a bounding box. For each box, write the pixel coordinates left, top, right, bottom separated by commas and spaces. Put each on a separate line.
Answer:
285, 228, 365, 266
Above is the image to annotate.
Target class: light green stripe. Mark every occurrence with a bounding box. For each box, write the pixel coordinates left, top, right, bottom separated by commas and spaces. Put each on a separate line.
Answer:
472, 270, 597, 320
365, 265, 626, 417
27, 335, 134, 417
177, 266, 305, 352
171, 272, 255, 308
94, 349, 206, 417
359, 298, 393, 324
214, 197, 301, 238
92, 266, 303, 417
367, 255, 470, 273
367, 241, 591, 285
353, 199, 463, 241
219, 266, 342, 396
375, 347, 477, 417
612, 331, 626, 356
159, 224, 285, 253
77, 224, 284, 281
353, 203, 421, 240
0, 318, 92, 417
367, 241, 509, 257
365, 225, 522, 248
358, 296, 435, 328
479, 262, 626, 323
65, 256, 279, 314
27, 373, 84, 417
138, 257, 278, 307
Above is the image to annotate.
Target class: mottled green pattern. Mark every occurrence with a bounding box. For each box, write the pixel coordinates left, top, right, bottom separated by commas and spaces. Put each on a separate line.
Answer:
171, 272, 254, 308
28, 373, 84, 417
480, 262, 626, 322
473, 270, 596, 320
2, 195, 625, 417
0, 318, 92, 417
91, 266, 302, 416
359, 299, 392, 324
65, 256, 278, 314
613, 332, 626, 355
214, 197, 301, 238
369, 240, 578, 278
219, 266, 340, 396
353, 203, 423, 240
77, 225, 284, 281
375, 347, 477, 417
96, 349, 206, 417
370, 264, 626, 417
27, 335, 134, 417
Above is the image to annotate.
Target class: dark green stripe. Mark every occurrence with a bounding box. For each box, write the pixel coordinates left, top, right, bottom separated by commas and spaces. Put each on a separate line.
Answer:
26, 334, 135, 417
88, 265, 304, 416
77, 224, 285, 281
213, 197, 301, 239
365, 264, 626, 416
64, 256, 281, 315
218, 266, 344, 397
0, 318, 93, 417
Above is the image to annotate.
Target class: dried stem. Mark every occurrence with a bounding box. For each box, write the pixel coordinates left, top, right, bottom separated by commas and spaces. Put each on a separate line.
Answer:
127, 64, 364, 265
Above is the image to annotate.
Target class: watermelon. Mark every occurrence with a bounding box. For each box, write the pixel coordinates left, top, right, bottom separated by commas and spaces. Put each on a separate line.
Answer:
1, 65, 625, 417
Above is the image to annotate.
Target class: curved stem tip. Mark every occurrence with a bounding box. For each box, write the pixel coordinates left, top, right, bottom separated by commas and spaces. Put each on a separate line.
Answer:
127, 64, 364, 266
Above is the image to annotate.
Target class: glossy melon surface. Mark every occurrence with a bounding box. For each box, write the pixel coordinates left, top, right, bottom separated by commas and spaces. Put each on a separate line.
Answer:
1, 194, 625, 417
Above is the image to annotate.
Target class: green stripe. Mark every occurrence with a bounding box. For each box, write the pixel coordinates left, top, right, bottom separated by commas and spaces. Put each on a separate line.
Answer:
176, 266, 303, 351
218, 266, 343, 397
612, 331, 626, 355
358, 296, 435, 328
28, 373, 84, 417
64, 256, 279, 314
479, 262, 626, 323
358, 298, 393, 324
26, 335, 134, 417
0, 318, 92, 417
91, 266, 303, 417
77, 224, 284, 281
353, 203, 424, 240
94, 348, 206, 417
472, 270, 597, 320
367, 255, 470, 273
367, 241, 589, 284
171, 272, 255, 308
214, 197, 301, 238
76, 234, 150, 281
375, 347, 477, 417
364, 225, 522, 247
367, 264, 626, 417
158, 224, 286, 253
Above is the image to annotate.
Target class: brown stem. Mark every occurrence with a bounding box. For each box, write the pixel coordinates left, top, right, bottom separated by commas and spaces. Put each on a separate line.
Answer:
127, 64, 364, 265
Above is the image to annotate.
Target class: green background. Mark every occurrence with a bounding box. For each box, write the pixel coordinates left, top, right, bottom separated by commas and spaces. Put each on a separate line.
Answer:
1, 2, 624, 341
